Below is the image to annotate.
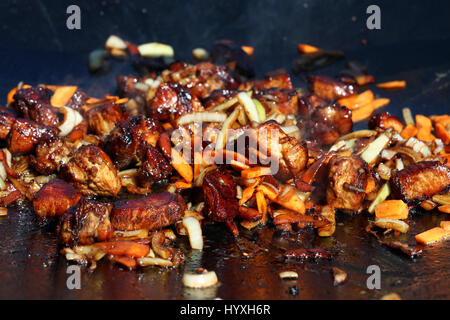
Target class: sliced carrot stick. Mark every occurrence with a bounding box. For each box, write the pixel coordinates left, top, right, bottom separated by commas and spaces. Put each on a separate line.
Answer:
94, 241, 150, 258
351, 101, 375, 122
440, 221, 450, 232
230, 160, 250, 171
7, 84, 32, 104
415, 227, 450, 245
50, 86, 78, 107
241, 166, 273, 179
275, 185, 306, 215
435, 123, 450, 144
365, 178, 376, 194
298, 43, 320, 53
375, 200, 409, 220
438, 205, 450, 214
256, 183, 278, 201
114, 97, 129, 104
371, 98, 391, 110
256, 191, 267, 216
241, 46, 254, 56
433, 115, 450, 127
400, 123, 418, 140
171, 149, 193, 183
416, 114, 436, 142
162, 122, 173, 131
109, 255, 137, 269
337, 90, 374, 110
174, 180, 192, 189
376, 81, 406, 90
239, 180, 260, 205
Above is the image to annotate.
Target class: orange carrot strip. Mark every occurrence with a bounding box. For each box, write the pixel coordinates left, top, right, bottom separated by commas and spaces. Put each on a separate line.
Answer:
375, 200, 409, 220
415, 227, 450, 245
433, 115, 450, 127
171, 149, 193, 182
50, 86, 78, 107
438, 205, 450, 214
275, 186, 306, 215
94, 241, 150, 258
297, 43, 320, 53
255, 191, 267, 216
376, 81, 406, 90
400, 123, 418, 140
230, 160, 250, 171
109, 255, 137, 269
162, 123, 173, 131
365, 179, 376, 194
337, 90, 374, 110
7, 84, 31, 104
241, 46, 254, 56
256, 183, 278, 201
351, 102, 375, 122
174, 180, 192, 189
435, 123, 450, 144
114, 97, 129, 104
416, 114, 436, 142
239, 180, 260, 205
371, 98, 391, 110
241, 166, 273, 179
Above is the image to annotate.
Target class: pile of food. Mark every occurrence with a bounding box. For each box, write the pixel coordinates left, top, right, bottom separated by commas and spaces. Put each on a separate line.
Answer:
0, 36, 449, 285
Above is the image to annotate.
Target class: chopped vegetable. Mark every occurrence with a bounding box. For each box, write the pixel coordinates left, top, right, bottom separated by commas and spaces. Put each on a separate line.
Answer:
435, 123, 450, 144
416, 115, 436, 142
438, 205, 450, 214
183, 216, 204, 250
50, 86, 78, 107
171, 149, 193, 183
376, 80, 406, 89
241, 45, 254, 56
94, 241, 150, 258
374, 218, 409, 233
415, 227, 450, 245
360, 133, 391, 164
137, 42, 174, 58
298, 43, 320, 53
400, 124, 418, 140
279, 271, 298, 279
182, 270, 218, 288
241, 166, 273, 179
375, 200, 408, 220
337, 90, 374, 110
237, 92, 260, 123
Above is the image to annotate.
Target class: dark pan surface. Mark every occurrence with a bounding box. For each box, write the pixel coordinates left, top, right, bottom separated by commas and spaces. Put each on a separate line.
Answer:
0, 0, 449, 300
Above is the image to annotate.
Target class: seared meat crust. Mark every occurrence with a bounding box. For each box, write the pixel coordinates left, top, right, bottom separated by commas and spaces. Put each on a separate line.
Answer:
60, 145, 121, 196
86, 102, 128, 138
136, 145, 172, 188
111, 192, 185, 231
33, 179, 81, 218
30, 136, 73, 175
326, 155, 368, 212
0, 106, 17, 139
390, 161, 450, 205
58, 197, 113, 246
310, 75, 356, 101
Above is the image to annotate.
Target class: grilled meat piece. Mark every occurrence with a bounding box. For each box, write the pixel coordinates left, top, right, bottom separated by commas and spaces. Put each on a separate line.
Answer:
310, 75, 356, 101
136, 145, 172, 188
58, 197, 113, 246
148, 82, 204, 122
202, 167, 239, 222
66, 89, 89, 113
249, 121, 308, 180
30, 136, 73, 175
0, 106, 17, 139
111, 192, 185, 231
60, 145, 121, 196
254, 72, 294, 91
255, 88, 299, 115
326, 155, 368, 212
390, 161, 450, 205
162, 62, 238, 99
7, 118, 58, 155
86, 102, 128, 138
13, 86, 60, 126
103, 116, 161, 169
203, 89, 238, 109
304, 104, 353, 146
33, 179, 81, 218
368, 112, 404, 133
297, 94, 327, 118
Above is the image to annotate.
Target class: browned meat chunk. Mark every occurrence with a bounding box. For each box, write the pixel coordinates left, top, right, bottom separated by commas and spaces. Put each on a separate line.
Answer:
162, 62, 238, 99
13, 86, 60, 126
368, 112, 404, 133
297, 94, 327, 118
326, 155, 368, 212
86, 102, 128, 138
202, 167, 239, 222
148, 82, 204, 122
58, 197, 113, 246
60, 145, 121, 196
103, 116, 161, 169
203, 89, 238, 109
304, 104, 353, 146
33, 179, 81, 218
66, 89, 89, 113
30, 136, 73, 175
255, 88, 299, 115
254, 72, 294, 91
111, 192, 185, 231
310, 75, 356, 101
0, 106, 17, 139
136, 146, 172, 188
7, 118, 58, 155
249, 121, 308, 180
390, 161, 450, 204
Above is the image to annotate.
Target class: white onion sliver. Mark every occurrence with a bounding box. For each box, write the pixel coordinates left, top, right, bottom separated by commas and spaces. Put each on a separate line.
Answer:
182, 271, 218, 288
183, 216, 204, 250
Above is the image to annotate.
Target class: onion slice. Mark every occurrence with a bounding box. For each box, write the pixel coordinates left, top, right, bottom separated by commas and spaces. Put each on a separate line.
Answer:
177, 111, 227, 126
237, 92, 260, 123
183, 216, 204, 250
182, 270, 218, 288
58, 106, 83, 136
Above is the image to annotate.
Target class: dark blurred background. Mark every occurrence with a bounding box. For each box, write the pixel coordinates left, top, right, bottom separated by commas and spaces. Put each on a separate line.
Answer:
0, 0, 449, 119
